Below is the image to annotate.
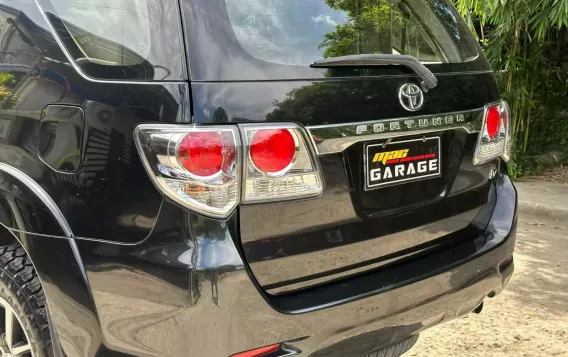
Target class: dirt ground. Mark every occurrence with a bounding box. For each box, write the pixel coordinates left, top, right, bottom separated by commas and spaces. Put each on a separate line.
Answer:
530, 167, 568, 183
409, 214, 568, 357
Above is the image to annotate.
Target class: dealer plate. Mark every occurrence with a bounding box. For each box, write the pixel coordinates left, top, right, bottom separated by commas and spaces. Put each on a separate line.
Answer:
365, 137, 441, 190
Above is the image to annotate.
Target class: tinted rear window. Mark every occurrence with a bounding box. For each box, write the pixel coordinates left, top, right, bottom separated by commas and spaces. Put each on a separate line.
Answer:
227, 0, 477, 66
183, 0, 487, 80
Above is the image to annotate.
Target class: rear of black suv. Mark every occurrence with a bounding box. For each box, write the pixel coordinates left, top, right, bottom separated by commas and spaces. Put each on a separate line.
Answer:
164, 0, 516, 355
0, 0, 516, 356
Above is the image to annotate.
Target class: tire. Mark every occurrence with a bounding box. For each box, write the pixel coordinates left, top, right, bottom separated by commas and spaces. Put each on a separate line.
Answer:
0, 243, 51, 357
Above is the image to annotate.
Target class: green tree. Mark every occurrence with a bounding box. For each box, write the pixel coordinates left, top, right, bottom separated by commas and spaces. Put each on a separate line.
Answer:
0, 72, 17, 108
319, 0, 403, 58
319, 0, 447, 62
454, 0, 568, 177
0, 72, 15, 99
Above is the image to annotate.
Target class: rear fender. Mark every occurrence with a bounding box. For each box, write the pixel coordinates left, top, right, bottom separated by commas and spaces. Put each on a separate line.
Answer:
0, 163, 102, 357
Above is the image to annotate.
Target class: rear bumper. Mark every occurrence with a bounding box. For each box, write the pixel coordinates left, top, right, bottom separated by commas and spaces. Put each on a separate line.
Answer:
228, 174, 516, 357
58, 173, 516, 357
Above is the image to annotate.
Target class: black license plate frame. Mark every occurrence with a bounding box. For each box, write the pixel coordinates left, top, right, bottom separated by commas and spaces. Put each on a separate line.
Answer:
364, 137, 442, 190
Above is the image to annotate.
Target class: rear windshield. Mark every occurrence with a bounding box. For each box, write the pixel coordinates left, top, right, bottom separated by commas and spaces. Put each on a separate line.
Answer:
183, 0, 487, 81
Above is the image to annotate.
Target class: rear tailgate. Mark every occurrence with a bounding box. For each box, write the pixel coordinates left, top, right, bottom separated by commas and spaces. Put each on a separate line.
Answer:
191, 76, 497, 293
182, 0, 500, 293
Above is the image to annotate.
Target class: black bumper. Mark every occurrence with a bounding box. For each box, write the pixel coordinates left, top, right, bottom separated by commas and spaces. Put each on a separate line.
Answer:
230, 177, 516, 357
38, 174, 516, 357
229, 174, 517, 356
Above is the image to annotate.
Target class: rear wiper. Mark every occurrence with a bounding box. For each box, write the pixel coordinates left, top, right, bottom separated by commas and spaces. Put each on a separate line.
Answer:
311, 54, 438, 91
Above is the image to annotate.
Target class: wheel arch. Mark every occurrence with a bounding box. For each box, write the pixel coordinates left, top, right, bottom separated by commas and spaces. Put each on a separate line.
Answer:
0, 163, 87, 281
0, 163, 102, 357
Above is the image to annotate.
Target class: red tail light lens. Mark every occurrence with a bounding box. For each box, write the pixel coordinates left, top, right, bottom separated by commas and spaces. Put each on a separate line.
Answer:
134, 126, 240, 219
230, 344, 280, 357
135, 123, 323, 217
473, 101, 511, 166
178, 132, 225, 177
250, 129, 297, 174
242, 125, 323, 203
486, 106, 500, 139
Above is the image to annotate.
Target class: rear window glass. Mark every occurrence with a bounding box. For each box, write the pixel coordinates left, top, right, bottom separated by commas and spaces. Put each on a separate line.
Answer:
225, 0, 478, 66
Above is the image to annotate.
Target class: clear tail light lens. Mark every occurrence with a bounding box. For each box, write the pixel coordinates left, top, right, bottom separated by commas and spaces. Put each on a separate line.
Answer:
134, 123, 323, 218
501, 102, 513, 162
473, 101, 511, 166
134, 125, 240, 219
241, 125, 323, 203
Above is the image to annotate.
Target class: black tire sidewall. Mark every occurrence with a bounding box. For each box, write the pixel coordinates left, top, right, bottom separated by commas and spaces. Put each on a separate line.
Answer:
0, 250, 50, 357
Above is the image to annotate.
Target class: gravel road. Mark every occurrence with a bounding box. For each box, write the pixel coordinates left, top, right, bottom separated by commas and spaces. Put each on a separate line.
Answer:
409, 213, 568, 357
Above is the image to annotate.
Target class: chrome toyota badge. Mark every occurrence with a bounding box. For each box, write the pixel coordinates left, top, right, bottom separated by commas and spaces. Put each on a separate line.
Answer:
399, 83, 424, 111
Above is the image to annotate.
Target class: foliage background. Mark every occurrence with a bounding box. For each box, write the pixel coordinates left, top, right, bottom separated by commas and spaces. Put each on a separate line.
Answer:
316, 0, 568, 178
454, 0, 568, 178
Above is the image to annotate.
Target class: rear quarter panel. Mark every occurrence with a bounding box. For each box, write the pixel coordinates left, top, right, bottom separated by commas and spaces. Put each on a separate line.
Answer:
0, 0, 190, 243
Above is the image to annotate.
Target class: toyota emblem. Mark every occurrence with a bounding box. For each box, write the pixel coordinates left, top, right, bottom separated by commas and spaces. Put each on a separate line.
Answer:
398, 83, 424, 111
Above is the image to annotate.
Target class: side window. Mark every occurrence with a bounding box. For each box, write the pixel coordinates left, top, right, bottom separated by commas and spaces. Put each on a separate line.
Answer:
37, 0, 185, 81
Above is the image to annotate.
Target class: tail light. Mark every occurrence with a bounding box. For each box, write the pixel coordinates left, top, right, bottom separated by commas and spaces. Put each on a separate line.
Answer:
501, 102, 513, 162
229, 343, 298, 357
135, 124, 323, 219
241, 125, 323, 203
134, 125, 241, 219
473, 101, 511, 166
230, 344, 280, 357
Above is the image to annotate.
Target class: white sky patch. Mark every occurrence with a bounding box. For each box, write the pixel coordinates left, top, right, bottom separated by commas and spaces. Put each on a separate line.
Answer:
225, 0, 347, 65
311, 14, 337, 27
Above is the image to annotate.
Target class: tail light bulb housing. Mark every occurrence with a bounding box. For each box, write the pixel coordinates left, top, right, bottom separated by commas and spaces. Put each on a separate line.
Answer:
473, 101, 511, 166
241, 125, 323, 203
134, 123, 323, 219
134, 126, 241, 219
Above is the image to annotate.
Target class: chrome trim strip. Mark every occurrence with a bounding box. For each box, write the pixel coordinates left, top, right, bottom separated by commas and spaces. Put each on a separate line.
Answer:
280, 346, 300, 357
0, 163, 90, 288
307, 108, 484, 154
0, 163, 72, 236
33, 0, 184, 85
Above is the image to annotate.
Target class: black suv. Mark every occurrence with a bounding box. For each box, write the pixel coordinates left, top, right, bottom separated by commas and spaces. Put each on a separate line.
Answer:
0, 0, 516, 356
